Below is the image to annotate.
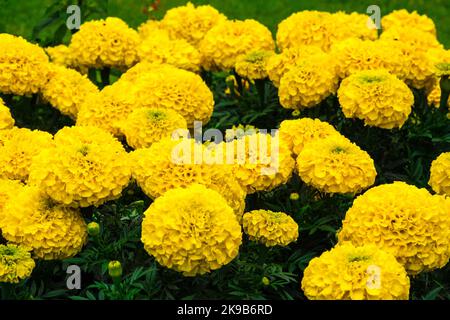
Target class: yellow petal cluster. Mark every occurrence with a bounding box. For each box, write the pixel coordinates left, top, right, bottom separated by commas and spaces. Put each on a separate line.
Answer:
0, 244, 35, 283
0, 186, 87, 260
29, 126, 131, 207
382, 10, 436, 36
301, 243, 410, 300
279, 118, 339, 157
130, 138, 246, 219
338, 70, 414, 129
199, 19, 275, 71
0, 34, 50, 95
235, 50, 274, 80
0, 179, 24, 220
338, 182, 450, 274
0, 98, 14, 129
429, 152, 450, 196
41, 64, 99, 119
243, 210, 298, 247
160, 2, 227, 46
278, 53, 338, 109
69, 17, 140, 69
0, 127, 54, 181
141, 184, 242, 276
121, 107, 187, 149
296, 135, 377, 194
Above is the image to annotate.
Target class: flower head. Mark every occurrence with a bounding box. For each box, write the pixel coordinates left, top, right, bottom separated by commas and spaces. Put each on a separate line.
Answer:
429, 152, 450, 196
382, 10, 436, 36
0, 244, 35, 283
235, 50, 274, 80
0, 98, 14, 129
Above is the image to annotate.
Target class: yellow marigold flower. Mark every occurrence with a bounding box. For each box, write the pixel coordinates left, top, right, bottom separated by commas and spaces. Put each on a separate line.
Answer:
338, 70, 414, 129
137, 19, 167, 39
0, 244, 35, 283
278, 53, 338, 110
141, 184, 242, 276
331, 38, 406, 80
213, 132, 295, 194
296, 135, 376, 194
0, 98, 14, 129
429, 152, 450, 196
331, 11, 378, 43
45, 45, 73, 66
380, 27, 442, 52
121, 107, 187, 149
118, 61, 171, 82
160, 2, 227, 46
235, 50, 274, 80
435, 62, 450, 77
0, 34, 50, 95
199, 19, 275, 71
0, 179, 23, 220
0, 186, 87, 260
382, 9, 436, 36
119, 65, 214, 127
427, 81, 450, 108
41, 64, 99, 119
29, 126, 131, 207
0, 127, 54, 181
243, 210, 298, 247
69, 17, 140, 70
130, 138, 246, 219
338, 182, 450, 275
301, 243, 410, 300
266, 45, 325, 87
279, 118, 339, 156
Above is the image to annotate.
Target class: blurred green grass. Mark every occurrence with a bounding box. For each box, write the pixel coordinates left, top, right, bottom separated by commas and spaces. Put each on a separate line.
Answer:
0, 0, 449, 46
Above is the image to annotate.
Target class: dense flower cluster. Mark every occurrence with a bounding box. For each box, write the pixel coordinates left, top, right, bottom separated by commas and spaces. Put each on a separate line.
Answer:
199, 19, 275, 71
160, 2, 227, 46
337, 70, 414, 129
69, 17, 140, 69
41, 65, 99, 119
0, 179, 23, 219
0, 34, 50, 95
0, 127, 54, 181
381, 10, 436, 35
0, 186, 87, 260
429, 152, 450, 196
279, 118, 339, 157
29, 126, 131, 207
235, 50, 274, 80
243, 210, 298, 247
0, 98, 14, 129
0, 244, 35, 283
301, 243, 410, 300
121, 107, 187, 149
338, 182, 450, 274
130, 138, 246, 219
296, 135, 377, 194
278, 52, 338, 109
141, 184, 242, 276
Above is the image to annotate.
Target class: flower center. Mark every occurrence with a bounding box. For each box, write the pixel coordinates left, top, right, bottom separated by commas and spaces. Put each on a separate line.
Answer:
148, 110, 166, 121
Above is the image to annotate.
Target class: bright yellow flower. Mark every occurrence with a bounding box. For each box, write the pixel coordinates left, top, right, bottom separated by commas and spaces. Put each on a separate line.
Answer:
235, 50, 274, 80
429, 152, 450, 196
0, 98, 14, 129
0, 244, 35, 283
382, 10, 436, 36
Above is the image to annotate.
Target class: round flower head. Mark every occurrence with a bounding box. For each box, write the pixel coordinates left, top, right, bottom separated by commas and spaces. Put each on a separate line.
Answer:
76, 82, 138, 137
338, 182, 450, 275
235, 50, 274, 80
0, 186, 87, 260
199, 19, 275, 71
382, 10, 436, 36
137, 32, 201, 72
119, 65, 214, 127
301, 243, 410, 300
69, 17, 140, 69
278, 53, 338, 110
141, 184, 242, 276
45, 45, 73, 66
266, 45, 325, 87
429, 152, 450, 196
0, 98, 14, 129
0, 127, 54, 181
330, 11, 378, 43
29, 126, 131, 207
331, 38, 405, 80
130, 138, 246, 219
380, 27, 442, 52
213, 132, 295, 194
0, 179, 23, 220
338, 70, 414, 129
243, 210, 298, 247
279, 118, 339, 157
0, 244, 35, 283
160, 2, 227, 46
137, 19, 167, 38
0, 34, 50, 95
121, 107, 187, 149
41, 64, 99, 119
296, 135, 377, 194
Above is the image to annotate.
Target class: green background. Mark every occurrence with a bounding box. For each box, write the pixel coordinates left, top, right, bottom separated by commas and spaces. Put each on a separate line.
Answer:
0, 0, 449, 47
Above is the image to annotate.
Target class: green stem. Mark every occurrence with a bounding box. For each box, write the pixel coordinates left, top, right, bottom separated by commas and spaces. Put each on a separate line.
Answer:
255, 79, 265, 107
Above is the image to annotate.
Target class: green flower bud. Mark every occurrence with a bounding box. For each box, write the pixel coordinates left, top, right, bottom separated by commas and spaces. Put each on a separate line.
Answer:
290, 192, 300, 201
108, 260, 123, 279
87, 222, 100, 237
262, 276, 270, 286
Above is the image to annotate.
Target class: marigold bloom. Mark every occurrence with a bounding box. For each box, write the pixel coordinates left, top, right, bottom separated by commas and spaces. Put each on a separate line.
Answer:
429, 152, 450, 196
382, 10, 436, 36
0, 179, 23, 220
235, 50, 274, 80
0, 98, 14, 129
0, 244, 35, 283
